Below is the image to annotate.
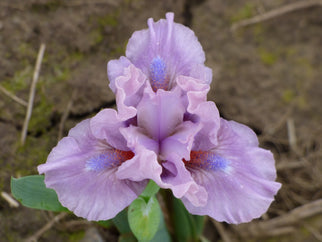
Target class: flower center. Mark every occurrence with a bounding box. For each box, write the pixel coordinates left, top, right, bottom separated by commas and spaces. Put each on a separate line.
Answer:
183, 150, 230, 172
150, 56, 169, 92
86, 149, 134, 172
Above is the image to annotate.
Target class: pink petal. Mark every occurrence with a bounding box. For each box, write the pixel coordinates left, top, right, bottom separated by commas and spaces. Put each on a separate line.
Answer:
161, 121, 202, 160
107, 56, 131, 93
126, 13, 211, 85
90, 109, 129, 150
38, 119, 146, 221
117, 125, 161, 181
177, 76, 221, 149
114, 64, 150, 120
160, 121, 207, 205
182, 119, 281, 223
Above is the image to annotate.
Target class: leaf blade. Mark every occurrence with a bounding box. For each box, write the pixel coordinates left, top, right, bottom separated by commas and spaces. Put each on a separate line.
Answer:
150, 208, 171, 242
11, 175, 68, 212
113, 208, 132, 234
128, 196, 161, 241
172, 197, 205, 241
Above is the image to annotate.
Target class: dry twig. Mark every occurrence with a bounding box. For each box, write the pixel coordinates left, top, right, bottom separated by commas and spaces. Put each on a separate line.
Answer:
231, 0, 322, 31
60, 220, 91, 231
304, 223, 322, 241
0, 84, 28, 107
24, 212, 67, 242
233, 199, 322, 238
20, 43, 46, 145
211, 220, 233, 242
264, 103, 295, 136
276, 160, 306, 170
57, 91, 76, 141
1, 192, 19, 208
287, 118, 297, 152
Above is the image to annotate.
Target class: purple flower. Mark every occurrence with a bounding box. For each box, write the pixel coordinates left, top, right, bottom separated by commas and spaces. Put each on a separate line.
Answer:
38, 12, 281, 224
108, 12, 212, 93
38, 110, 147, 221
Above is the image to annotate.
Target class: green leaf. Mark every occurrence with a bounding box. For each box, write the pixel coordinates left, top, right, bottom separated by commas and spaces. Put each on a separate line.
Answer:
150, 208, 171, 242
97, 219, 113, 228
11, 175, 68, 212
140, 180, 160, 199
118, 234, 137, 242
192, 214, 205, 237
113, 209, 132, 234
173, 197, 193, 241
128, 196, 161, 241
172, 198, 205, 241
112, 209, 137, 242
115, 200, 170, 242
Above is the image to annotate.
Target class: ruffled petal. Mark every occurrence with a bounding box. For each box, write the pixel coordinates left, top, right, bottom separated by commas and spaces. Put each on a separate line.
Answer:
228, 120, 259, 146
90, 109, 128, 150
117, 125, 161, 181
38, 119, 146, 221
177, 76, 221, 149
189, 65, 213, 85
107, 56, 131, 93
190, 101, 220, 150
161, 121, 201, 161
160, 121, 207, 205
136, 88, 185, 141
114, 64, 150, 120
161, 158, 207, 207
126, 13, 211, 85
182, 119, 281, 224
118, 123, 207, 206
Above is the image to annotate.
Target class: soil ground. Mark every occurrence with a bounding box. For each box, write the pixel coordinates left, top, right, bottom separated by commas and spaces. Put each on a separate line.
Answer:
0, 0, 321, 241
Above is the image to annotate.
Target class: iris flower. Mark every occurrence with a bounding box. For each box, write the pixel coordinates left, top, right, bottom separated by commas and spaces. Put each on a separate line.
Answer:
38, 13, 281, 224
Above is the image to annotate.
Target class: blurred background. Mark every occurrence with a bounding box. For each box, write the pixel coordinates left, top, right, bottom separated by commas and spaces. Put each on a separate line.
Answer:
0, 0, 321, 241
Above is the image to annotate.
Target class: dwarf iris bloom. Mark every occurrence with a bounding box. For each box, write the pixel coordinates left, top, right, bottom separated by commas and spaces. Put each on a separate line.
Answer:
38, 13, 281, 224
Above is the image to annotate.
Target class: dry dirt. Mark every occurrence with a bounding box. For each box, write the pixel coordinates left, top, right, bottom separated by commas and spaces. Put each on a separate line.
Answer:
0, 0, 321, 241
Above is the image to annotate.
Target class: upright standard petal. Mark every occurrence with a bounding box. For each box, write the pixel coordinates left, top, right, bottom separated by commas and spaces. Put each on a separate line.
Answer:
182, 118, 281, 224
107, 13, 212, 93
38, 118, 146, 221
